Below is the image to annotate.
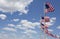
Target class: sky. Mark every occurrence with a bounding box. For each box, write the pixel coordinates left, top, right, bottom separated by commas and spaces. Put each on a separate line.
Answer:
0, 0, 60, 39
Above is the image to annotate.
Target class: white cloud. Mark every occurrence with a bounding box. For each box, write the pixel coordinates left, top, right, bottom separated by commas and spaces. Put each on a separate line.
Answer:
12, 19, 20, 22
8, 24, 15, 27
0, 33, 8, 39
15, 20, 40, 38
0, 14, 7, 20
50, 17, 56, 22
20, 20, 40, 29
3, 27, 16, 32
1, 19, 40, 39
16, 24, 27, 30
23, 29, 37, 34
0, 32, 18, 39
57, 35, 60, 38
57, 26, 60, 29
45, 22, 53, 27
0, 0, 33, 14
48, 29, 53, 32
16, 20, 39, 37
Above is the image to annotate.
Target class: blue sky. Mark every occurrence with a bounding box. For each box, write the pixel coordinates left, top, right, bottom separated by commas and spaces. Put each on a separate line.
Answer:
0, 0, 60, 39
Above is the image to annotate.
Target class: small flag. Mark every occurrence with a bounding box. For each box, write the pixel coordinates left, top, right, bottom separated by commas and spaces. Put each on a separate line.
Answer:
44, 16, 50, 22
41, 16, 50, 22
45, 29, 58, 38
41, 16, 50, 30
47, 32, 57, 38
45, 2, 54, 13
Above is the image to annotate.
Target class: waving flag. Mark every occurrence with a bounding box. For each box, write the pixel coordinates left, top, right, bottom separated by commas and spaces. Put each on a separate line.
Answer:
41, 16, 50, 22
44, 16, 50, 22
41, 17, 49, 29
45, 30, 58, 38
45, 2, 54, 13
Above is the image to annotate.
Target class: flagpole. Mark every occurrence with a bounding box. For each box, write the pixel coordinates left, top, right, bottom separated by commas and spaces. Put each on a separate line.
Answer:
40, 2, 47, 39
40, 15, 44, 39
44, 2, 47, 39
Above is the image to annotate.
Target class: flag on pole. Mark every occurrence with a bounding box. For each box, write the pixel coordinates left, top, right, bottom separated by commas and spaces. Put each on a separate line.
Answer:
45, 30, 58, 38
41, 17, 49, 29
41, 16, 50, 22
45, 2, 54, 13
44, 16, 50, 22
41, 16, 50, 29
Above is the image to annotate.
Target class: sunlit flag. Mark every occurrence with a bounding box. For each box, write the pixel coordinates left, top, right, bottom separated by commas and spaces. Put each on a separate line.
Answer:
41, 17, 49, 29
41, 16, 50, 22
45, 2, 54, 13
45, 30, 58, 38
44, 16, 50, 22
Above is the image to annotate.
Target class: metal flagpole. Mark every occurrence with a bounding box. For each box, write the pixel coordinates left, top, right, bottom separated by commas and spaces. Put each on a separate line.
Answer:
40, 14, 44, 39
40, 2, 46, 39
40, 2, 47, 39
44, 2, 47, 39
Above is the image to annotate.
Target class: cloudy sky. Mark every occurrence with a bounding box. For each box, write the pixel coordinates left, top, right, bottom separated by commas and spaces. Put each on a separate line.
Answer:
0, 0, 60, 39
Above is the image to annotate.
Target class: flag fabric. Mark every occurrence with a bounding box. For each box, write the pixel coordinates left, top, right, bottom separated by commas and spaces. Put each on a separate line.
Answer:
42, 27, 58, 38
44, 16, 50, 22
45, 2, 54, 13
41, 17, 49, 29
41, 16, 50, 29
45, 30, 58, 38
41, 16, 50, 22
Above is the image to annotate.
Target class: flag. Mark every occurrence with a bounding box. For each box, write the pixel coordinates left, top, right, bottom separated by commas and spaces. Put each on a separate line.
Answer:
44, 16, 50, 22
46, 32, 57, 38
45, 29, 58, 38
45, 2, 54, 13
41, 16, 50, 22
41, 16, 50, 30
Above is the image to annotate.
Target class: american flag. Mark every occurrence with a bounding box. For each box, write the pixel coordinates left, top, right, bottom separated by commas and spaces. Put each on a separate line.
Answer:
45, 2, 54, 13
